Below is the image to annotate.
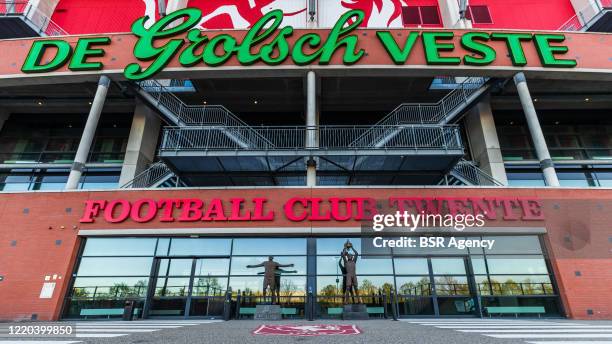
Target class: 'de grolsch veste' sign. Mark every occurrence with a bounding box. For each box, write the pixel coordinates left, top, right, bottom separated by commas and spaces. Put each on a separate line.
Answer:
21, 8, 577, 80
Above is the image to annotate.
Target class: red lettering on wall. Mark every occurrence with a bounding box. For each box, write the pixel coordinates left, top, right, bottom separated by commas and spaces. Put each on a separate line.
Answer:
104, 199, 130, 223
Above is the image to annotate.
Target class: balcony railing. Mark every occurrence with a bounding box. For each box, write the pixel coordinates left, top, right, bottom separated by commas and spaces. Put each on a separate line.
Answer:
558, 0, 611, 31
451, 159, 505, 186
371, 77, 490, 125
159, 125, 463, 152
0, 1, 68, 36
0, 151, 124, 165
120, 161, 177, 188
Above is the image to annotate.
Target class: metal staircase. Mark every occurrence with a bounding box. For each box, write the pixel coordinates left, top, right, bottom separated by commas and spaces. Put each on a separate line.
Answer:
350, 77, 494, 148
373, 77, 493, 125
125, 77, 501, 188
134, 79, 273, 149
120, 161, 185, 188
440, 159, 504, 186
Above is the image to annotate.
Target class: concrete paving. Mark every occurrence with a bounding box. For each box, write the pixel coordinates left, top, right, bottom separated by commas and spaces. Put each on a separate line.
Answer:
1, 318, 612, 344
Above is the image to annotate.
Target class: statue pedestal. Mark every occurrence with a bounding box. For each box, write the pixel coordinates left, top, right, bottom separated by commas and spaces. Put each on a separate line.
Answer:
342, 304, 369, 320
255, 304, 282, 320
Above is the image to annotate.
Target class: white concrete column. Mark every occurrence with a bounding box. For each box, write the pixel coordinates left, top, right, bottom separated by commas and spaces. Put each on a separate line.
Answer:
513, 72, 560, 187
166, 0, 188, 14
23, 0, 61, 30
65, 76, 111, 190
464, 95, 508, 185
438, 0, 472, 28
118, 100, 161, 186
306, 71, 318, 186
569, 0, 601, 25
307, 0, 318, 28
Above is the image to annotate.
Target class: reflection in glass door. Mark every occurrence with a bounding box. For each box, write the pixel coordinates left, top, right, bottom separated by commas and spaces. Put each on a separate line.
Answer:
188, 259, 229, 317
430, 258, 476, 316
149, 258, 193, 317
147, 258, 228, 318
394, 257, 477, 317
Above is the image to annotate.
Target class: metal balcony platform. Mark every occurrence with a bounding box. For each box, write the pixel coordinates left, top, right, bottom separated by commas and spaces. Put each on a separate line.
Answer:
0, 16, 36, 38
157, 125, 464, 178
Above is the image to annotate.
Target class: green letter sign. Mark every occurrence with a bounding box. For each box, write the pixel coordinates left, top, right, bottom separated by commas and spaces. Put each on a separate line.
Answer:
19, 9, 577, 78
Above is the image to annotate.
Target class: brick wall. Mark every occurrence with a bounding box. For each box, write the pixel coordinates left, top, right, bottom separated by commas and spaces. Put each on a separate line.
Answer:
0, 188, 610, 320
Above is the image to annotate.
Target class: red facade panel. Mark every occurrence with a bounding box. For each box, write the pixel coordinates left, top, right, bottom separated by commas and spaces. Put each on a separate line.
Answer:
0, 188, 610, 321
468, 0, 577, 30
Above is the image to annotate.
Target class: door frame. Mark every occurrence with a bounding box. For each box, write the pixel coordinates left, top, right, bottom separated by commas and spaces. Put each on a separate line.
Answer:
144, 256, 229, 319
394, 255, 480, 318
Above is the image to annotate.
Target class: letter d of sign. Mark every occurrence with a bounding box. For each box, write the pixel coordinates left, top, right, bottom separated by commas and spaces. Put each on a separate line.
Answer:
22, 40, 72, 73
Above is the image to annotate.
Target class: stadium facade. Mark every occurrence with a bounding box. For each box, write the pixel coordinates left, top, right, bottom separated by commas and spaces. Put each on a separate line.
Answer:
0, 0, 611, 321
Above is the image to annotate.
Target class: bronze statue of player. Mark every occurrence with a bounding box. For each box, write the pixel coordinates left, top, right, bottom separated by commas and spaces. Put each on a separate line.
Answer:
341, 241, 361, 304
247, 256, 295, 304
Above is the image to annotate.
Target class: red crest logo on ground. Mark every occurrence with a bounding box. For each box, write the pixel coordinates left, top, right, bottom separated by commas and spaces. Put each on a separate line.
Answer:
252, 324, 362, 336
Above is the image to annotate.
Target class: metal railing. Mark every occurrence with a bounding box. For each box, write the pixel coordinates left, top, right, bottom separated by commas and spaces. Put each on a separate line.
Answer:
0, 1, 68, 36
0, 150, 124, 164
447, 159, 504, 186
159, 125, 463, 152
120, 161, 176, 188
136, 80, 258, 128
371, 77, 490, 126
135, 79, 273, 149
558, 0, 611, 31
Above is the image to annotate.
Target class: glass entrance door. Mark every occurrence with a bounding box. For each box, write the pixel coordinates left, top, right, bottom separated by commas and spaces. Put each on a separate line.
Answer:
147, 258, 228, 318
394, 257, 477, 317
430, 257, 477, 316
149, 258, 193, 317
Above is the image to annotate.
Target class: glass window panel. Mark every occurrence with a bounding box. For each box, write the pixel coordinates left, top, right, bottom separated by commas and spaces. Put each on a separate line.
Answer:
191, 277, 227, 296
356, 275, 395, 295
486, 236, 542, 254
316, 256, 345, 275
506, 172, 546, 187
230, 256, 306, 275
594, 172, 612, 186
558, 172, 591, 187
316, 256, 393, 275
317, 238, 361, 255
317, 276, 343, 295
317, 238, 391, 255
154, 277, 190, 297
391, 238, 467, 255
394, 258, 429, 275
83, 238, 157, 256
467, 236, 485, 255
485, 256, 549, 274
396, 276, 431, 296
156, 238, 170, 256
397, 296, 435, 316
158, 259, 169, 276
77, 257, 152, 276
229, 276, 265, 295
166, 259, 193, 276
316, 275, 394, 295
194, 258, 230, 276
488, 275, 553, 295
229, 276, 306, 296
169, 238, 231, 256
470, 256, 487, 274
71, 277, 149, 298
437, 297, 476, 315
431, 258, 466, 275
232, 238, 306, 255
433, 276, 470, 295
474, 275, 492, 295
